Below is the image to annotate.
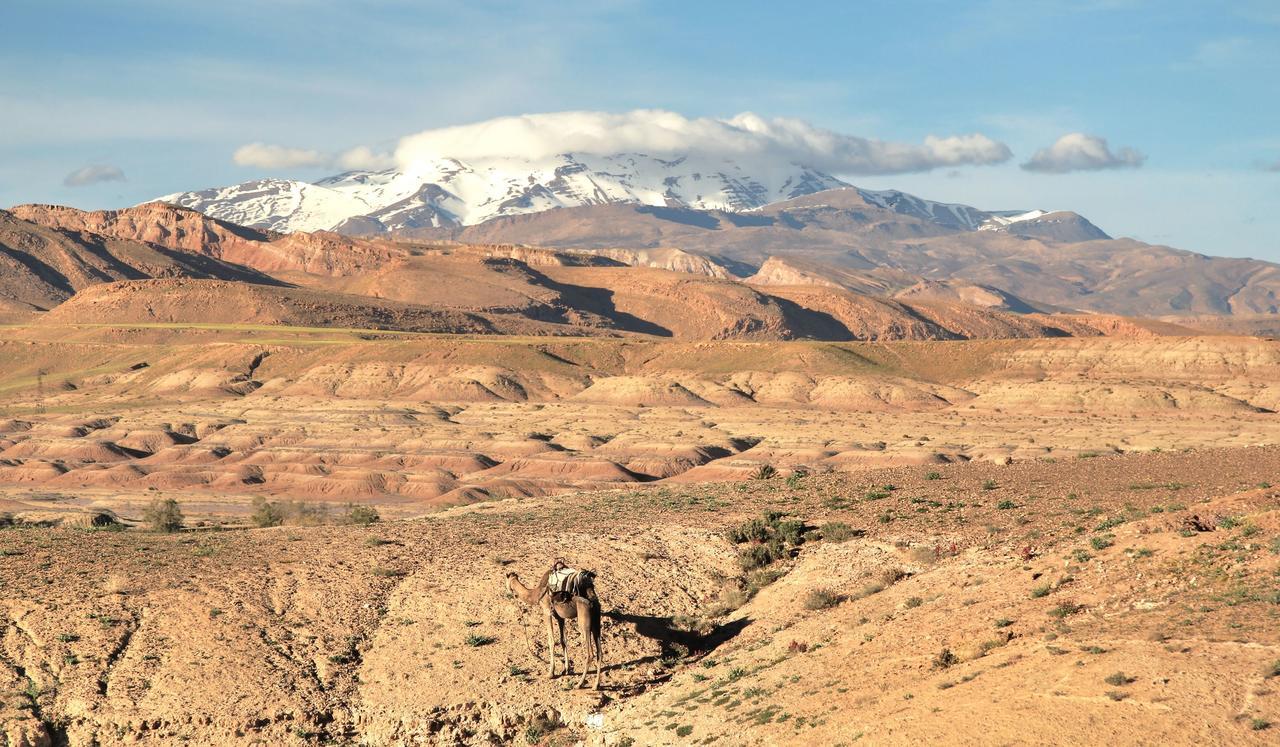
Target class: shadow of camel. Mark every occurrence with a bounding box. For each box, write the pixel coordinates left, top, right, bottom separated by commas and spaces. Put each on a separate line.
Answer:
604, 610, 752, 668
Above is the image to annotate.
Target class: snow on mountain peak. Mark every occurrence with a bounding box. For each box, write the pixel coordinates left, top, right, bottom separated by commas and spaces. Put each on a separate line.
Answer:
155, 152, 850, 233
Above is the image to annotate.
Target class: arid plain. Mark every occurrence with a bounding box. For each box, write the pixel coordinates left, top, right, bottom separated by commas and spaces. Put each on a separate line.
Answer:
2, 202, 1280, 745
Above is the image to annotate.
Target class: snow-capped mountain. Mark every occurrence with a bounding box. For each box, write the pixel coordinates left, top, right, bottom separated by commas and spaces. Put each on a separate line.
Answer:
854, 190, 1054, 233
155, 152, 1091, 240
157, 153, 848, 234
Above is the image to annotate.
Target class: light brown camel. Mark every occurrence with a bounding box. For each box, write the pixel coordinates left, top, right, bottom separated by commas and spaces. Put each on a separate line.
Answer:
505, 564, 603, 689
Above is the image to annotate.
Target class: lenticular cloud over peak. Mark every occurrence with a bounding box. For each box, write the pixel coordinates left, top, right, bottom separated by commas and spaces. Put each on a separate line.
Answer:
392, 109, 1012, 175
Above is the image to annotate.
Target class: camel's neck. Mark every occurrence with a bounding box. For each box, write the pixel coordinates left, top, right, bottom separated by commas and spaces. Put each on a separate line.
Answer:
508, 570, 551, 606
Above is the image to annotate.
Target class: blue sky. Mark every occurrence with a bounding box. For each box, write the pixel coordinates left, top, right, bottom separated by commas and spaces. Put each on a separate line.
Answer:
2, 0, 1278, 260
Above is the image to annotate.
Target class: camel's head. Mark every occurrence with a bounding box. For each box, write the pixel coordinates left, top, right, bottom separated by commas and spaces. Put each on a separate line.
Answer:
504, 571, 518, 580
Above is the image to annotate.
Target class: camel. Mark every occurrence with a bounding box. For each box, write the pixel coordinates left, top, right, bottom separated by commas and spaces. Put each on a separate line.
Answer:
505, 563, 603, 689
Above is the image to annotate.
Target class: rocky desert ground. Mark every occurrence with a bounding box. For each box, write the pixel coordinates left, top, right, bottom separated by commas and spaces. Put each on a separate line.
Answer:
2, 202, 1280, 746
3, 319, 1280, 746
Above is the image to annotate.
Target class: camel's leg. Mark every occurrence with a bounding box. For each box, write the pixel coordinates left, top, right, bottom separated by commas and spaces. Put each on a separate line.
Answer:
545, 612, 557, 679
559, 616, 570, 676
593, 626, 603, 690
575, 601, 595, 689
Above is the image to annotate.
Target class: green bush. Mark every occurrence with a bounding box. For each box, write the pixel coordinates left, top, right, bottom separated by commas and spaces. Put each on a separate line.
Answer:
728, 517, 772, 544
803, 587, 841, 610
932, 648, 959, 669
143, 498, 184, 533
346, 504, 380, 526
820, 522, 860, 542
738, 541, 785, 571
250, 498, 284, 528
775, 519, 806, 546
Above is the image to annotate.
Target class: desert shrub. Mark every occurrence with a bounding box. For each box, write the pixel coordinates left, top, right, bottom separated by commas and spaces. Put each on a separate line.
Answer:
932, 648, 959, 670
1048, 601, 1085, 619
746, 567, 785, 595
284, 500, 329, 526
706, 586, 749, 617
346, 504, 380, 526
878, 566, 906, 587
1030, 584, 1052, 599
250, 498, 285, 528
982, 480, 998, 491
996, 500, 1016, 510
864, 489, 890, 500
785, 469, 808, 488
905, 596, 923, 608
855, 581, 886, 599
143, 498, 184, 533
925, 471, 942, 481
1096, 516, 1126, 531
738, 541, 785, 571
0, 512, 14, 528
1104, 672, 1133, 686
979, 637, 1007, 654
994, 618, 1013, 628
1106, 690, 1127, 701
1266, 659, 1280, 678
750, 464, 777, 480
728, 517, 773, 544
1090, 535, 1115, 551
1252, 718, 1272, 731
729, 512, 808, 569
524, 714, 561, 744
465, 633, 495, 647
250, 498, 334, 527
775, 519, 806, 546
821, 522, 860, 542
672, 614, 715, 636
803, 587, 841, 610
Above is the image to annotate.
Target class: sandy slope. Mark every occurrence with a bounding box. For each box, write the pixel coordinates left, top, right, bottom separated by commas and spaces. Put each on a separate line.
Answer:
2, 448, 1278, 745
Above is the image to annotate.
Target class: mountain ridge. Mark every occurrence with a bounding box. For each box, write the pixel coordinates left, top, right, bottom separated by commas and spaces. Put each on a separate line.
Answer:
153, 155, 1074, 240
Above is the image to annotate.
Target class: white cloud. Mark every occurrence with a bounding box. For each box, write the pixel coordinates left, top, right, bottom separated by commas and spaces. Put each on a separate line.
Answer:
63, 164, 126, 187
232, 142, 330, 169
232, 142, 394, 171
1021, 133, 1146, 173
1185, 36, 1262, 69
334, 146, 396, 171
393, 109, 1012, 175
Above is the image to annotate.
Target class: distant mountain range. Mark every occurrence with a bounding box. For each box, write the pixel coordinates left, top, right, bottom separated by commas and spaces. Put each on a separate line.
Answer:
156, 153, 1078, 239
0, 152, 1267, 320
1, 201, 1204, 342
